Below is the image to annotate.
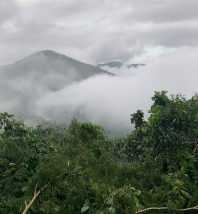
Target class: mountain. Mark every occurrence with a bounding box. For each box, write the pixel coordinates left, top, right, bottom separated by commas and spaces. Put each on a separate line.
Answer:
98, 61, 123, 69
0, 50, 112, 91
0, 50, 113, 114
98, 60, 145, 71
127, 64, 145, 69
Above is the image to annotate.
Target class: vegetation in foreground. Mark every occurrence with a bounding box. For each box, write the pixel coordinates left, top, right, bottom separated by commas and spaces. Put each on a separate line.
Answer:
0, 91, 198, 214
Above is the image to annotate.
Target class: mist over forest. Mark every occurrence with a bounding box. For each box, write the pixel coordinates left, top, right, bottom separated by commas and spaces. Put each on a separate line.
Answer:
0, 0, 198, 213
0, 46, 198, 136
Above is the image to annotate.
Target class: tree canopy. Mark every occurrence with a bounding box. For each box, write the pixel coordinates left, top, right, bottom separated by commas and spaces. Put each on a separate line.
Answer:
0, 91, 198, 213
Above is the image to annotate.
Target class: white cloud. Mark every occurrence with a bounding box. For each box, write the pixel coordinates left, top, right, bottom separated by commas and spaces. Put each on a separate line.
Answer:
34, 46, 198, 134
0, 0, 198, 65
0, 0, 198, 135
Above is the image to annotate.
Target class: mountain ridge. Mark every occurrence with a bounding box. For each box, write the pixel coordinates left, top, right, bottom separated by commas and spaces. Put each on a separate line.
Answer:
0, 50, 113, 90
12, 50, 112, 74
0, 50, 114, 115
97, 60, 145, 70
3, 50, 112, 76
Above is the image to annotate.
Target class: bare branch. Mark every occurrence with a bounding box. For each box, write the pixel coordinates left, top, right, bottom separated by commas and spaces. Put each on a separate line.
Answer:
180, 206, 198, 212
136, 207, 168, 213
136, 205, 198, 213
21, 158, 112, 214
22, 190, 41, 214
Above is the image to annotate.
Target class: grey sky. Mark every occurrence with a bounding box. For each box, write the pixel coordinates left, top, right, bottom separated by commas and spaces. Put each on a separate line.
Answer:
0, 0, 198, 65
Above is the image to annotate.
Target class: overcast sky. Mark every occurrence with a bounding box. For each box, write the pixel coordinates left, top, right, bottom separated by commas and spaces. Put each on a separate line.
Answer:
0, 0, 198, 65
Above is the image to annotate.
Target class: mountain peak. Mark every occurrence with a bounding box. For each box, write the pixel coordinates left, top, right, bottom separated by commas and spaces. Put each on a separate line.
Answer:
29, 50, 63, 59
2, 50, 113, 92
37, 50, 58, 56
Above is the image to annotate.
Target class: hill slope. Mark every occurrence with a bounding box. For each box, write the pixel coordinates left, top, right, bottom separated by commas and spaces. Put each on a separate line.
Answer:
0, 50, 112, 91
0, 50, 112, 114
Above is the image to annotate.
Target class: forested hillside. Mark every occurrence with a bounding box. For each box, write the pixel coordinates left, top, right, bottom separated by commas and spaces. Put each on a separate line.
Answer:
0, 91, 198, 214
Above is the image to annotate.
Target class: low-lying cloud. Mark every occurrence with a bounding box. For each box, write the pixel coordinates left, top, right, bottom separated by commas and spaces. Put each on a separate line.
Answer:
0, 46, 198, 135
30, 46, 198, 134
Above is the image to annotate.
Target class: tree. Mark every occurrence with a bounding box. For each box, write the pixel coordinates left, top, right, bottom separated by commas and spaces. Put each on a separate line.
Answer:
131, 110, 145, 129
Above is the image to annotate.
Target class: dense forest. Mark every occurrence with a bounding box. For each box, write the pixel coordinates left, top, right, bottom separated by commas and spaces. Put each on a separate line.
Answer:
0, 91, 198, 214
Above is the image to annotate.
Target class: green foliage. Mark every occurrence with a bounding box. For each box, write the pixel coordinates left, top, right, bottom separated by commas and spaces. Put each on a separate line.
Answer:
0, 91, 198, 213
131, 110, 145, 129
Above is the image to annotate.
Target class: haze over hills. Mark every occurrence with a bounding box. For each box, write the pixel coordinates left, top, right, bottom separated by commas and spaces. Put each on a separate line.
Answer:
98, 60, 145, 72
0, 50, 113, 115
1, 47, 197, 137
0, 50, 112, 91
98, 61, 123, 69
